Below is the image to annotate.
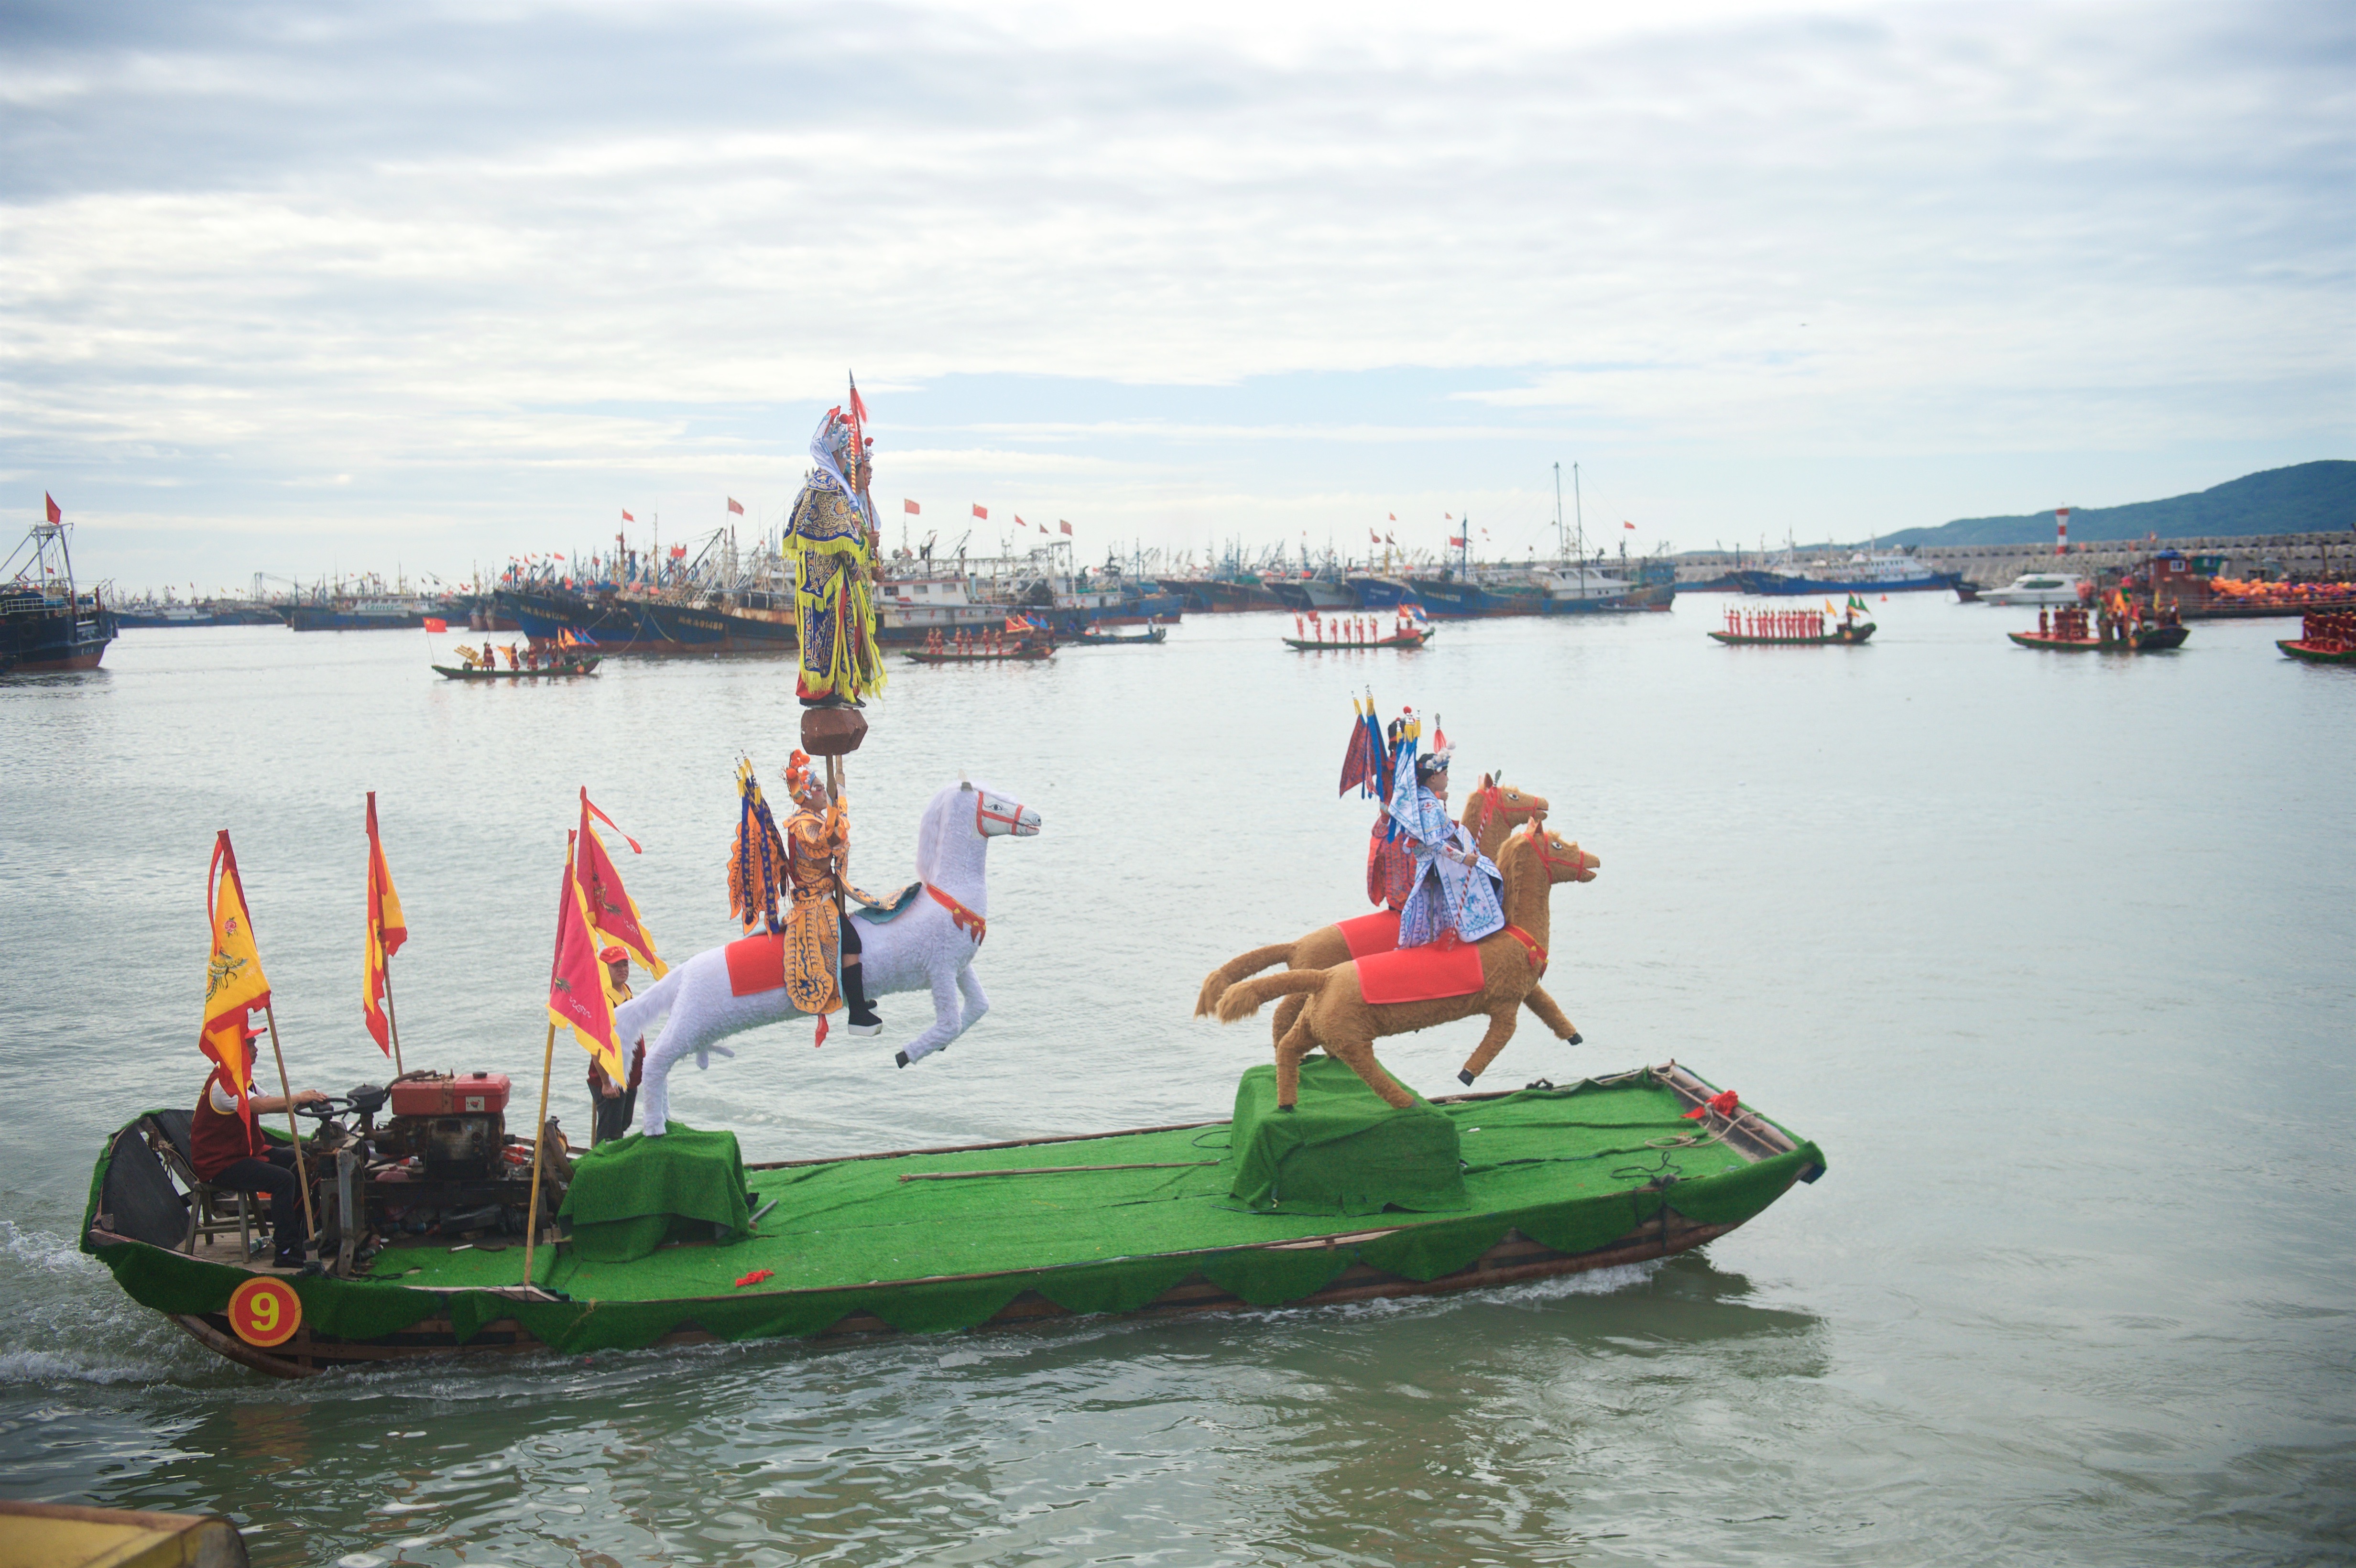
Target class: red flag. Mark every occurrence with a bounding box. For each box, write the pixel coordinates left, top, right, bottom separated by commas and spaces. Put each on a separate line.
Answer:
668, 545, 686, 559
1015, 514, 1026, 527
849, 378, 868, 427
1449, 535, 1466, 547
44, 493, 61, 524
423, 617, 447, 633
904, 499, 921, 515
548, 833, 625, 1083
622, 510, 634, 522
727, 497, 744, 515
1059, 520, 1072, 535
973, 504, 988, 520
1387, 513, 1396, 521
1385, 533, 1395, 544
1037, 521, 1048, 533
1623, 521, 1636, 530
553, 554, 564, 561
362, 792, 408, 1055
1369, 531, 1381, 543
576, 788, 665, 976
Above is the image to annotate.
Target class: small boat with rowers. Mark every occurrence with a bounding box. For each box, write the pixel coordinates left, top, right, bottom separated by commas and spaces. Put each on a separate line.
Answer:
1709, 599, 1876, 646
1284, 608, 1433, 651
434, 654, 602, 679
902, 623, 1055, 663
2007, 600, 2188, 653
2277, 609, 2356, 665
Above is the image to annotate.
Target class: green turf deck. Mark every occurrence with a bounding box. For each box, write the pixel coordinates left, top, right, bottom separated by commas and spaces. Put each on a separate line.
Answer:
367, 1069, 1750, 1301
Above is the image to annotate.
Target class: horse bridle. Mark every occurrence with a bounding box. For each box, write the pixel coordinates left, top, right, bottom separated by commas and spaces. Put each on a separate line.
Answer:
975, 792, 1028, 836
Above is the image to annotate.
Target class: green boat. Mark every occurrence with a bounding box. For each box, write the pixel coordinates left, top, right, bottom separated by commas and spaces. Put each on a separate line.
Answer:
2278, 638, 2356, 665
81, 1059, 1822, 1378
1707, 622, 1875, 646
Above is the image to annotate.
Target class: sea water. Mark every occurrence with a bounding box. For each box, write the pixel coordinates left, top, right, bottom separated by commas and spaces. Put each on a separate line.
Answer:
1, 599, 2350, 1565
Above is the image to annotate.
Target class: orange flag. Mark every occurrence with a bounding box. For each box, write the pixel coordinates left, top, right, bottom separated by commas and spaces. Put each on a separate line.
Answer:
362, 791, 408, 1056
576, 788, 666, 977
548, 831, 626, 1083
201, 832, 273, 1120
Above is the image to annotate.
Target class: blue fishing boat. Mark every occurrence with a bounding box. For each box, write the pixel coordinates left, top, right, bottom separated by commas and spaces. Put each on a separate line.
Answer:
1, 510, 116, 673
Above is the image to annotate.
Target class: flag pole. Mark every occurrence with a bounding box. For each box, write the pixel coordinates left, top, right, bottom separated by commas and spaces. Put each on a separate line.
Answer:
521, 1017, 557, 1294
261, 1002, 317, 1243
381, 957, 405, 1078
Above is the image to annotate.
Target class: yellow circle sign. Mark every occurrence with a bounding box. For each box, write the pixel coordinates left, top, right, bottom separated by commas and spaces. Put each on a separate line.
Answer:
227, 1276, 302, 1348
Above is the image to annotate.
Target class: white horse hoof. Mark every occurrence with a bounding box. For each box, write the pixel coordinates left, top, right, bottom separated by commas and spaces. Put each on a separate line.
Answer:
894, 1050, 910, 1068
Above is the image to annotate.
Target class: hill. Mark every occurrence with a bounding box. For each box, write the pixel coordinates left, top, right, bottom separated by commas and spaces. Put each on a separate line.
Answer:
1880, 461, 2356, 548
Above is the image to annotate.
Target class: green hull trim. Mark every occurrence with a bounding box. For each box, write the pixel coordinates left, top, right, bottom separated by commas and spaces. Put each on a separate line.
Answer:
2279, 640, 2356, 664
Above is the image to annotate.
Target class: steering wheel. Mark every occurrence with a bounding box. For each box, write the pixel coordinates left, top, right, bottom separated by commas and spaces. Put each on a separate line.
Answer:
293, 1095, 351, 1121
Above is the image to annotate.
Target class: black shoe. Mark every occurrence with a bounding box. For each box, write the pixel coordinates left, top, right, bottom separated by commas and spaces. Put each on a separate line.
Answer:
843, 963, 883, 1037
274, 1246, 305, 1270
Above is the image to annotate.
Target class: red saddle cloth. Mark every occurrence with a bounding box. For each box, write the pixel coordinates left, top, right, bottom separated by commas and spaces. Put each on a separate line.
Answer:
724, 931, 787, 997
1354, 938, 1486, 1006
1335, 910, 1401, 959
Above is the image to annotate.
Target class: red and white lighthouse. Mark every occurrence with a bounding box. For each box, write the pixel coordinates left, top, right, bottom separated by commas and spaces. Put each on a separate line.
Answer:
2055, 506, 2072, 555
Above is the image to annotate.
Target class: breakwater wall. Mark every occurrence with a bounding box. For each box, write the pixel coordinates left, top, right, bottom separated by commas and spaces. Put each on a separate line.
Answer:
1674, 532, 2356, 588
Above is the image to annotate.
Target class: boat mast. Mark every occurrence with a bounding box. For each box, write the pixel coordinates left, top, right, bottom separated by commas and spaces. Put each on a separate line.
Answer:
1554, 462, 1566, 564
1574, 462, 1586, 594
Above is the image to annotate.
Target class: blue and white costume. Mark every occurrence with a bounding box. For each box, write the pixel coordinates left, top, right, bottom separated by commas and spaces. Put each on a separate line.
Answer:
1388, 761, 1504, 949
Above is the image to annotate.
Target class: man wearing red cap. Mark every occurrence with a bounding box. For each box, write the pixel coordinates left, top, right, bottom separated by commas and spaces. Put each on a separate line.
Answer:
587, 945, 648, 1143
191, 1021, 327, 1269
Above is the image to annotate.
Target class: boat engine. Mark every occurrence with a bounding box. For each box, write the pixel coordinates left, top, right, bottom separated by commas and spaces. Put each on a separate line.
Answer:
373, 1071, 510, 1181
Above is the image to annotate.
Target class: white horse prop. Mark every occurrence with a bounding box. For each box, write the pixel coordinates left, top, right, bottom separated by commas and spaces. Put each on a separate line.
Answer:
618, 779, 1042, 1135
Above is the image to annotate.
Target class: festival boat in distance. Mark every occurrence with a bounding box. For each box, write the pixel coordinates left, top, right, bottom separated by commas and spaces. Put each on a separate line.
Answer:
1709, 601, 1876, 646
1284, 609, 1433, 651
1, 505, 116, 673
1069, 626, 1167, 646
901, 624, 1055, 663
2277, 610, 2356, 665
2008, 601, 2188, 653
433, 654, 602, 680
80, 1060, 1822, 1376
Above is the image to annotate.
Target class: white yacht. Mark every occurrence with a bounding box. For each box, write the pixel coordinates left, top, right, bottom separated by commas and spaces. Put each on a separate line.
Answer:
1979, 572, 2088, 607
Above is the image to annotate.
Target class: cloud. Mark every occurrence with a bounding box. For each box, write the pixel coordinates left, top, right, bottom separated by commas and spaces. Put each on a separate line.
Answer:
1, 0, 2349, 586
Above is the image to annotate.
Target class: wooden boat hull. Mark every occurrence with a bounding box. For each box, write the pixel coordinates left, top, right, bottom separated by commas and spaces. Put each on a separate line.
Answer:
432, 660, 601, 679
85, 1064, 1821, 1378
1707, 623, 1875, 646
2279, 639, 2356, 664
1070, 628, 1167, 646
1283, 632, 1433, 651
2007, 629, 2186, 653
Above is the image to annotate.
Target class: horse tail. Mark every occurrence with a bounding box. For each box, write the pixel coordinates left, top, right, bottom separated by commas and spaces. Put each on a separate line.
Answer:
1193, 943, 1298, 1017
1214, 969, 1326, 1024
614, 965, 684, 1046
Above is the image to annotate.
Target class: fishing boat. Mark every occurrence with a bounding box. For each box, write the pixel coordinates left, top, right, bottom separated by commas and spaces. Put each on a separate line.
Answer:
1068, 626, 1167, 646
902, 640, 1055, 664
79, 1060, 1822, 1377
1734, 550, 1959, 597
432, 656, 602, 679
2276, 609, 2356, 664
1, 506, 116, 673
2007, 603, 2187, 653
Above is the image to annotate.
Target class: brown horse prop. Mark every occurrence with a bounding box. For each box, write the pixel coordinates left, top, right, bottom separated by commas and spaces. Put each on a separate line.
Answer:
1212, 825, 1601, 1110
1191, 778, 1571, 1046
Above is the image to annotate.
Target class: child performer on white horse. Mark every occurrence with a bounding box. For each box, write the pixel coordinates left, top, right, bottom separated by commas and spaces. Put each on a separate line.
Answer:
780, 752, 884, 1035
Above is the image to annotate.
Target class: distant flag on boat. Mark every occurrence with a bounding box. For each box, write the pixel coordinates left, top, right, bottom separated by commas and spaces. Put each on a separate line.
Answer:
361, 792, 407, 1057
727, 497, 744, 515
576, 788, 666, 978
423, 617, 447, 633
1369, 530, 1382, 544
548, 831, 626, 1085
905, 499, 921, 515
622, 510, 635, 523
1623, 520, 1636, 530
973, 504, 988, 520
1038, 521, 1049, 534
45, 493, 61, 524
1449, 535, 1466, 547
1059, 520, 1072, 535
201, 831, 273, 1118
1388, 513, 1396, 521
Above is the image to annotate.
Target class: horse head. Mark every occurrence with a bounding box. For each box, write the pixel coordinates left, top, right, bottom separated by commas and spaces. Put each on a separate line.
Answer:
964, 780, 1041, 839
1461, 774, 1549, 859
917, 779, 1043, 880
1496, 824, 1599, 911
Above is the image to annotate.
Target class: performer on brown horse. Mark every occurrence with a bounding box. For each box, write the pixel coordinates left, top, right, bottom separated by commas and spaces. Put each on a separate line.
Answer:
1211, 824, 1600, 1109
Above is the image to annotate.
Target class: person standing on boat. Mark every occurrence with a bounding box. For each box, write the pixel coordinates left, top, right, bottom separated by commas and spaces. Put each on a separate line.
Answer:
587, 944, 647, 1143
1389, 743, 1505, 949
191, 1028, 327, 1270
787, 394, 889, 709
782, 752, 885, 1034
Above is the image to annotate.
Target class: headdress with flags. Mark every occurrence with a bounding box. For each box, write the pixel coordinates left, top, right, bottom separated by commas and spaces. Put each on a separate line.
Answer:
548, 831, 626, 1086
730, 758, 789, 935
201, 831, 273, 1120
362, 793, 407, 1056
576, 788, 666, 978
1339, 695, 1376, 797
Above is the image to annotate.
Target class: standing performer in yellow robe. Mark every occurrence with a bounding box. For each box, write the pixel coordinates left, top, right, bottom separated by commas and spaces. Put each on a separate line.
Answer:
789, 389, 888, 708
782, 752, 884, 1034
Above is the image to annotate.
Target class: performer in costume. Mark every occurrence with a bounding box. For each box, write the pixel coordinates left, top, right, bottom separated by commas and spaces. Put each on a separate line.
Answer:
787, 391, 889, 708
1388, 741, 1505, 949
587, 945, 647, 1143
782, 752, 885, 1034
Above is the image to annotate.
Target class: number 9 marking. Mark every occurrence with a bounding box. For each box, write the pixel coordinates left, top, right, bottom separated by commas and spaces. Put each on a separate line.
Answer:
227, 1276, 302, 1348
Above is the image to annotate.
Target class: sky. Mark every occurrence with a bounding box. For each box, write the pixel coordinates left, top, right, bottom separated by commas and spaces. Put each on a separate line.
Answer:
1, 0, 2350, 593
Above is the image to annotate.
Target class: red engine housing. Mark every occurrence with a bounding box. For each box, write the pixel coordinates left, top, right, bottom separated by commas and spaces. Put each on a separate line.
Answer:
389, 1072, 512, 1117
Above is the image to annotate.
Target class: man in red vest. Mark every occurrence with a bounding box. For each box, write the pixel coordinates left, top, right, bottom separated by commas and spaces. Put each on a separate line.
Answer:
587, 945, 648, 1143
192, 1024, 327, 1269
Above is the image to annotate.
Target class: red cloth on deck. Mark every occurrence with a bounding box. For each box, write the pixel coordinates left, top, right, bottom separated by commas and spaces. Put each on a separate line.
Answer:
724, 931, 787, 997
1355, 940, 1486, 1005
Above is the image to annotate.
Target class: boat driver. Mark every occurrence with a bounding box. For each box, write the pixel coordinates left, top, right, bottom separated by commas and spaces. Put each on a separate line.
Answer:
784, 755, 884, 1035
587, 945, 648, 1144
1388, 745, 1506, 950
191, 1025, 327, 1270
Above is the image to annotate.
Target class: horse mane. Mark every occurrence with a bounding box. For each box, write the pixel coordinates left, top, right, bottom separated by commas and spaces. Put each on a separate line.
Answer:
914, 782, 960, 880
